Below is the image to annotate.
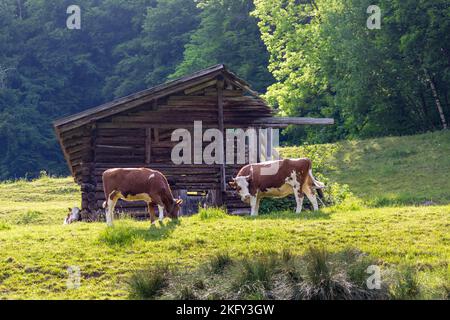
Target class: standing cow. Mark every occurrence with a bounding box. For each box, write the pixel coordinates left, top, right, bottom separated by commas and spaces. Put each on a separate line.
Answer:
102, 168, 183, 226
229, 158, 325, 216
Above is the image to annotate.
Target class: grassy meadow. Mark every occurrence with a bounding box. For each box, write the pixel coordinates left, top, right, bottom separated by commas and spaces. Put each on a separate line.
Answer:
0, 131, 449, 299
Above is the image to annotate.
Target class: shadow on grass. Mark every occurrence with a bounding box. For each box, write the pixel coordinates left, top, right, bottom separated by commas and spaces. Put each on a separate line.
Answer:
99, 219, 180, 246
243, 210, 331, 221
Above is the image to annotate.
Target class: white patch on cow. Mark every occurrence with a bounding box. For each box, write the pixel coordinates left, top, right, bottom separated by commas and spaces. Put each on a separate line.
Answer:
303, 186, 319, 211
235, 176, 251, 201
285, 171, 304, 213
294, 192, 304, 214
148, 173, 155, 180
158, 205, 164, 221
285, 170, 300, 189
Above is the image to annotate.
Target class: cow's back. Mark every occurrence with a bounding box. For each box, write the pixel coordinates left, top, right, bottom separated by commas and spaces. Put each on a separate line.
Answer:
102, 168, 165, 199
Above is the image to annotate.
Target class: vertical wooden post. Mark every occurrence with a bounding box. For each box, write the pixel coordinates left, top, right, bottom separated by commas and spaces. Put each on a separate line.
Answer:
217, 78, 225, 206
145, 128, 152, 165
85, 123, 98, 220
267, 127, 273, 160
154, 128, 159, 143
256, 128, 261, 163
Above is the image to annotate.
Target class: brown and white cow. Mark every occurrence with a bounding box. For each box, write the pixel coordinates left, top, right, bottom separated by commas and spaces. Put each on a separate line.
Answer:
229, 158, 325, 216
102, 168, 183, 226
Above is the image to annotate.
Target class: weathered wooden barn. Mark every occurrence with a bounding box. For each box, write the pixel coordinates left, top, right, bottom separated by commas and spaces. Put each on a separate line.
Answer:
54, 65, 333, 218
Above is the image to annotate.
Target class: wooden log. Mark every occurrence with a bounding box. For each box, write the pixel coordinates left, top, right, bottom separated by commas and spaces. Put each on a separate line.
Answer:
252, 117, 335, 126
184, 80, 217, 95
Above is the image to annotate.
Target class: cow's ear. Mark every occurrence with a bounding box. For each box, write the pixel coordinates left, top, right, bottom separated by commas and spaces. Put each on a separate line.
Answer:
229, 181, 236, 188
245, 175, 252, 182
68, 208, 72, 212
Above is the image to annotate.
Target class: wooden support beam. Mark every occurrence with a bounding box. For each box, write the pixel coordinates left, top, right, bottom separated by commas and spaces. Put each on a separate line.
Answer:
154, 128, 159, 143
252, 117, 335, 126
217, 79, 225, 205
145, 128, 152, 165
184, 80, 217, 95
267, 128, 273, 159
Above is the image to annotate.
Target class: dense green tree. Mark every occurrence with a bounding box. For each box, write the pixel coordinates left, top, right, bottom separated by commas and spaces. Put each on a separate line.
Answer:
0, 0, 157, 179
254, 0, 450, 142
172, 0, 274, 92
103, 0, 200, 99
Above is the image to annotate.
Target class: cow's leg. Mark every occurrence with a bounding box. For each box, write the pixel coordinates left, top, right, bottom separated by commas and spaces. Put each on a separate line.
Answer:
148, 203, 157, 225
304, 187, 319, 211
250, 195, 260, 216
106, 198, 117, 227
255, 196, 261, 216
158, 205, 164, 222
294, 189, 305, 214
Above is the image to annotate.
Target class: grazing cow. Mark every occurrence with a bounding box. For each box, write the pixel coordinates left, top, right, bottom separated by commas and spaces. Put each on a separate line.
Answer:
229, 158, 325, 216
102, 168, 183, 226
64, 207, 81, 225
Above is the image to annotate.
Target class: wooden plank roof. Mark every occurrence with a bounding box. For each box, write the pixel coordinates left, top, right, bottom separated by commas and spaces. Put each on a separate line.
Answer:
53, 64, 260, 133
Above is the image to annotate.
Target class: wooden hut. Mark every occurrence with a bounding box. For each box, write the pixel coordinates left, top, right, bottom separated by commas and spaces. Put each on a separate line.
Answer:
54, 65, 333, 218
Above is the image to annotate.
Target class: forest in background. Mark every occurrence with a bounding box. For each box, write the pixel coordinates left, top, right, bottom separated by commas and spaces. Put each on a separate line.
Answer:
0, 0, 449, 179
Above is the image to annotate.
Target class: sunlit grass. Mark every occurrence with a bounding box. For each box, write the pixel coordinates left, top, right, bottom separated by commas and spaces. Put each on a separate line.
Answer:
0, 205, 448, 299
0, 132, 448, 299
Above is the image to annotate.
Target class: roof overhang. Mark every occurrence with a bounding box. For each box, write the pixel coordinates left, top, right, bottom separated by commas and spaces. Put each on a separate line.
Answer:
53, 64, 259, 133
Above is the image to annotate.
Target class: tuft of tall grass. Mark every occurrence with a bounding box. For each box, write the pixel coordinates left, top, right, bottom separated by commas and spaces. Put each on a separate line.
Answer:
389, 265, 421, 300
177, 286, 197, 300
208, 252, 233, 274
98, 223, 138, 246
128, 264, 169, 300
304, 246, 332, 286
198, 207, 227, 220
294, 247, 387, 300
232, 254, 277, 298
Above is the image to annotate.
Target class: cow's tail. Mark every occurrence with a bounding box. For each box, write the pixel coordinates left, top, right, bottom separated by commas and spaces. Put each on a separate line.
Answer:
309, 169, 325, 199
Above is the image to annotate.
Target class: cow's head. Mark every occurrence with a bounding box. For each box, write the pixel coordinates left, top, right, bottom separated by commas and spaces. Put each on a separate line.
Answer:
229, 175, 252, 202
168, 199, 183, 219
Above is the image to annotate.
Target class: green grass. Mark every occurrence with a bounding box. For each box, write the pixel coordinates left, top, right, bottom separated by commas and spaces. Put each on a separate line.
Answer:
0, 132, 448, 299
0, 175, 80, 225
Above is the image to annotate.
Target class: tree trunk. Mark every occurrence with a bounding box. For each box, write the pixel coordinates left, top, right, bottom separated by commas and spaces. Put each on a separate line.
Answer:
424, 68, 447, 130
